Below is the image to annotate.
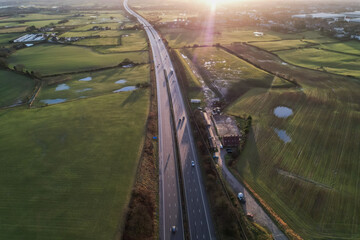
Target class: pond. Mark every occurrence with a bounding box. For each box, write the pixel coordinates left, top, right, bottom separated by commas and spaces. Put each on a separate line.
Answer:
113, 86, 136, 93
115, 79, 127, 84
274, 106, 293, 118
79, 77, 92, 82
122, 64, 133, 68
55, 84, 70, 91
76, 88, 92, 93
274, 128, 291, 143
40, 99, 67, 105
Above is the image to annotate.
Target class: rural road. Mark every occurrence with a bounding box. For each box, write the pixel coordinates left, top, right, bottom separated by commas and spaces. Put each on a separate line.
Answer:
207, 111, 288, 240
218, 151, 288, 240
124, 1, 216, 240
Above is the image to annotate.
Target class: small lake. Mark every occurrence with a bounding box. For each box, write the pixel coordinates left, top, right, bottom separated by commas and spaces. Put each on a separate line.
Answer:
79, 77, 92, 82
40, 99, 67, 105
76, 88, 92, 93
274, 128, 291, 143
113, 86, 136, 93
115, 79, 127, 84
55, 84, 70, 91
274, 106, 293, 118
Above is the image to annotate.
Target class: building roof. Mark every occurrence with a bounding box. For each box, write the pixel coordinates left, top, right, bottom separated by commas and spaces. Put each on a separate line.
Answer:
212, 115, 241, 137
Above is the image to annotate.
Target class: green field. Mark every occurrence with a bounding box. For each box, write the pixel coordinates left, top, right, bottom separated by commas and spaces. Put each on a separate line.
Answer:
74, 37, 120, 46
0, 22, 23, 27
23, 20, 58, 28
139, 9, 198, 23
0, 13, 69, 22
71, 23, 121, 32
0, 70, 35, 107
34, 65, 150, 105
178, 42, 360, 238
321, 41, 360, 55
249, 40, 312, 52
218, 46, 360, 238
60, 30, 123, 38
57, 12, 127, 27
161, 27, 328, 48
0, 90, 149, 239
277, 48, 360, 78
0, 33, 22, 45
0, 26, 27, 33
8, 44, 149, 75
94, 31, 148, 53
227, 76, 360, 238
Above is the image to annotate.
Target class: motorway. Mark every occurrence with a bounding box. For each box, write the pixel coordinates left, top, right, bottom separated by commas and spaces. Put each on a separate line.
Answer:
123, 1, 216, 240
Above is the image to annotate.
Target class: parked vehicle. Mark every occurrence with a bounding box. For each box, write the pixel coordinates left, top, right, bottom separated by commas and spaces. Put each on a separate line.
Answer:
246, 213, 254, 220
237, 192, 246, 203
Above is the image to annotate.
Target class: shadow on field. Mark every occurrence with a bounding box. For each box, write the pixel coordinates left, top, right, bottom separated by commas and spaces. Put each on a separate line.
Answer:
239, 127, 261, 180
121, 90, 142, 107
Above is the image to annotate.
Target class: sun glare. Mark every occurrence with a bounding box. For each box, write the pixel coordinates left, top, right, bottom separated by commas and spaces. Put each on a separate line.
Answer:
205, 0, 242, 10
211, 0, 217, 11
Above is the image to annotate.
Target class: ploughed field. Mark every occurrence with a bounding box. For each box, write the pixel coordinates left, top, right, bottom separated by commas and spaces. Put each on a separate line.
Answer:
171, 35, 360, 238
0, 9, 151, 239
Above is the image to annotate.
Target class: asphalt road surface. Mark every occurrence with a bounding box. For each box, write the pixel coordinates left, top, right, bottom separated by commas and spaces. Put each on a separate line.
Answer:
124, 1, 216, 240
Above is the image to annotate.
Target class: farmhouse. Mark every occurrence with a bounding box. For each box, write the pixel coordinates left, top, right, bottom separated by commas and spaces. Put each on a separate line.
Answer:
212, 115, 241, 147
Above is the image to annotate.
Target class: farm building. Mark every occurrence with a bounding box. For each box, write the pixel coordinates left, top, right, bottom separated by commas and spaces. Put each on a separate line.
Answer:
191, 99, 201, 104
212, 115, 241, 147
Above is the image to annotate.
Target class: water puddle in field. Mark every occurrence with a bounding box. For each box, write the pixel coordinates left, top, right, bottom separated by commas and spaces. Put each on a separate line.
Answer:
55, 84, 70, 91
274, 106, 293, 118
115, 79, 127, 84
113, 86, 136, 93
79, 77, 92, 82
274, 128, 291, 143
40, 99, 67, 105
122, 64, 133, 68
76, 88, 92, 93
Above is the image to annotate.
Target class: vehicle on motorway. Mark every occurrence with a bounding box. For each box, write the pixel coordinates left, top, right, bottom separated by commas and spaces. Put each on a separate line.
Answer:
191, 161, 195, 167
237, 192, 246, 203
170, 226, 177, 233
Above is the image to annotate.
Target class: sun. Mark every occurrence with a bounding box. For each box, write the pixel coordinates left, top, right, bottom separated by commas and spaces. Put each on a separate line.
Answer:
210, 0, 217, 11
